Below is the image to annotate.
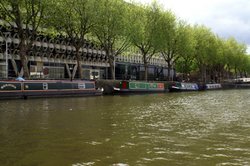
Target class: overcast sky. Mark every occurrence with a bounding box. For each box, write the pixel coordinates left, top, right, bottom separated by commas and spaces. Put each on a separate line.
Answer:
126, 0, 250, 53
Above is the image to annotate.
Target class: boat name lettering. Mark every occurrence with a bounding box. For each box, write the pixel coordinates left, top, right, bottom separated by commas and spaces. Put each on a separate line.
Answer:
78, 83, 85, 89
1, 84, 17, 89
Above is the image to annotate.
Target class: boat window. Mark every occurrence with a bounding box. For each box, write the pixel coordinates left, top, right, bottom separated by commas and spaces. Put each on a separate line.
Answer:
78, 83, 85, 89
43, 83, 48, 90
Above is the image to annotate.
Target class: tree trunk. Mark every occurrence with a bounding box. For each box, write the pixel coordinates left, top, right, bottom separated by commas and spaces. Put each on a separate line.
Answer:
203, 66, 207, 83
108, 54, 115, 80
143, 53, 148, 81
209, 68, 212, 83
227, 65, 230, 80
168, 67, 172, 81
200, 64, 206, 83
167, 60, 172, 81
234, 66, 237, 79
110, 61, 115, 80
19, 42, 29, 78
75, 47, 83, 79
144, 62, 148, 81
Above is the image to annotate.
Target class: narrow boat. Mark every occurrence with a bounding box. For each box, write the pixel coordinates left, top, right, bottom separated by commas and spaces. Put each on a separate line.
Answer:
233, 78, 250, 89
113, 80, 165, 94
235, 77, 250, 83
168, 82, 199, 92
0, 80, 103, 99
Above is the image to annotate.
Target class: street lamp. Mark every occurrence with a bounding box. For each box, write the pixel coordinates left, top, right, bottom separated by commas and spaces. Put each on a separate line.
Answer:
3, 32, 11, 79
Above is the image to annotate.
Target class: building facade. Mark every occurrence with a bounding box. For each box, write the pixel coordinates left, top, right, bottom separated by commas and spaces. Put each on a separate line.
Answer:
0, 24, 174, 81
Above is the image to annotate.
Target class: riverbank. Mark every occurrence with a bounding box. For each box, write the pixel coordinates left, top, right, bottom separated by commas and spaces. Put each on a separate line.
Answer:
96, 80, 250, 95
96, 80, 172, 95
1, 79, 248, 100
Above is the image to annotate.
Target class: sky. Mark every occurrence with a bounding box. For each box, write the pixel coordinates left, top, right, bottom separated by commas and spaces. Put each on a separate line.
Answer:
125, 0, 250, 54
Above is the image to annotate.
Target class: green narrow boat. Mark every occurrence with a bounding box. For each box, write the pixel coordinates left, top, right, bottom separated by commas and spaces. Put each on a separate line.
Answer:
113, 80, 165, 94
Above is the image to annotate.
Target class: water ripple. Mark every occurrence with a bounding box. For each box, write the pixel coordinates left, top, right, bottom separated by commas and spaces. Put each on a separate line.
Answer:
1, 90, 250, 165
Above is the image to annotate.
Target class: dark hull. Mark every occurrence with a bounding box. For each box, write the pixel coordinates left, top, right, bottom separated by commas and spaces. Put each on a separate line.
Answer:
113, 88, 166, 95
114, 81, 166, 94
0, 80, 102, 99
113, 81, 166, 95
205, 84, 222, 90
168, 82, 199, 92
234, 83, 250, 89
168, 88, 198, 92
168, 87, 181, 92
169, 83, 223, 92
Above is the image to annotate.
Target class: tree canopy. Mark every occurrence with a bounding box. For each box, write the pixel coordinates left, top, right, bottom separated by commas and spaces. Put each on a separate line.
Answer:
128, 2, 163, 80
91, 0, 131, 80
45, 0, 97, 79
1, 0, 249, 82
0, 0, 47, 78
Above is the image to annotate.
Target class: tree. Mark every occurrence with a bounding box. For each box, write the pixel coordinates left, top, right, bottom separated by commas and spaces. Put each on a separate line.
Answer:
158, 16, 197, 81
193, 25, 216, 83
91, 0, 130, 80
209, 37, 227, 83
45, 0, 96, 79
243, 56, 250, 77
237, 54, 249, 77
174, 25, 197, 81
154, 9, 176, 81
224, 37, 247, 79
0, 0, 46, 78
128, 2, 162, 81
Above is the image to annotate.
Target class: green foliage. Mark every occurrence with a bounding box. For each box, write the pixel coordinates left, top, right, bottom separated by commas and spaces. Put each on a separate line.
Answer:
1, 0, 250, 81
44, 0, 98, 79
0, 0, 46, 36
128, 1, 164, 80
0, 0, 47, 78
129, 2, 161, 54
92, 0, 129, 52
45, 0, 95, 39
223, 37, 248, 77
174, 24, 197, 78
157, 15, 195, 80
91, 0, 131, 79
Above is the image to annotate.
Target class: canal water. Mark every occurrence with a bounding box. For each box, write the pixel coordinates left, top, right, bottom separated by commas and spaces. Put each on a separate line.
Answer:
0, 90, 250, 166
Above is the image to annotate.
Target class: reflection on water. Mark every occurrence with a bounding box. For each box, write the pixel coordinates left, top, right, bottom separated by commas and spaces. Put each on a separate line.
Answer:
0, 90, 250, 166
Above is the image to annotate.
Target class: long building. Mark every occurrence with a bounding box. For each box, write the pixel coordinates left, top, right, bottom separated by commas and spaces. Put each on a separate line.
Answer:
0, 24, 174, 81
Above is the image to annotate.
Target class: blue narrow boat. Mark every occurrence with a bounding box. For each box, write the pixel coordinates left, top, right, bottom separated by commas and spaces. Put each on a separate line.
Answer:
0, 80, 103, 99
168, 82, 199, 92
